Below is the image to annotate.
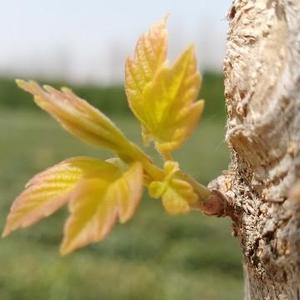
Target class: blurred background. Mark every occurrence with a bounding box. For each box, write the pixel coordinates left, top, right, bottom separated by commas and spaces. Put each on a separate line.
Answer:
0, 0, 243, 299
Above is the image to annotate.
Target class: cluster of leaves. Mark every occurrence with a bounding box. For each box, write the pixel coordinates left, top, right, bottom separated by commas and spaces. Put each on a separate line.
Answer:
2, 18, 209, 255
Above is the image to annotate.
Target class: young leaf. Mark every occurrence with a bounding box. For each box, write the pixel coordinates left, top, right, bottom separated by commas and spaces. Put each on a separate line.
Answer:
125, 17, 167, 99
16, 80, 136, 159
126, 34, 204, 156
2, 157, 112, 237
149, 161, 198, 215
61, 161, 143, 255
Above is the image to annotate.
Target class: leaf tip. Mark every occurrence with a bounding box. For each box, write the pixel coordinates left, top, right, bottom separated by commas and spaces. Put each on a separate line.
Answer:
195, 99, 205, 113
2, 217, 18, 238
59, 243, 72, 256
1, 227, 10, 238
15, 79, 28, 90
15, 78, 24, 85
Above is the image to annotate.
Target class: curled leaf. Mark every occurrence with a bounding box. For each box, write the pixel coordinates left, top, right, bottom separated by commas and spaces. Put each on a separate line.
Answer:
149, 161, 198, 215
61, 161, 143, 255
16, 80, 135, 158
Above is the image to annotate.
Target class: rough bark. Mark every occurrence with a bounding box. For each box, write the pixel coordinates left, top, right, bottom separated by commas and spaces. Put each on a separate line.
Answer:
217, 0, 300, 299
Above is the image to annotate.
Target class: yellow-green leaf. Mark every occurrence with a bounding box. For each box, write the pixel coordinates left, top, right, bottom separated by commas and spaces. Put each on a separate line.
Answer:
149, 161, 198, 215
16, 80, 135, 158
2, 157, 110, 237
125, 17, 167, 99
61, 161, 143, 255
126, 32, 204, 156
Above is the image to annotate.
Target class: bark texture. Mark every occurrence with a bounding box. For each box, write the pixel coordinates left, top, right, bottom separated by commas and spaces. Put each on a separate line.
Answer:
220, 0, 300, 299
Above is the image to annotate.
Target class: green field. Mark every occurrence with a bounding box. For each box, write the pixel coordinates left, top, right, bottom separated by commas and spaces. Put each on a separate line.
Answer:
0, 73, 226, 119
0, 107, 243, 300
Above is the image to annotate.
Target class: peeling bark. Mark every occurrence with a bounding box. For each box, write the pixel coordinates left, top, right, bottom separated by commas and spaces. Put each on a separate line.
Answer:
218, 0, 300, 299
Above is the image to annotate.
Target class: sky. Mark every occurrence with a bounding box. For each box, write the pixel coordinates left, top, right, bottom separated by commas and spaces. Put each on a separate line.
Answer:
0, 0, 232, 84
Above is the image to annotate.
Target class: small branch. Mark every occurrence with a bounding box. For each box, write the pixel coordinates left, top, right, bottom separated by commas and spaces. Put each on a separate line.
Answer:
198, 190, 227, 217
181, 172, 228, 217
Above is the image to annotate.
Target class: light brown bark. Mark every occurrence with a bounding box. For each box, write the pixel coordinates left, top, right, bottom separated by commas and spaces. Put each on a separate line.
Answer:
216, 0, 300, 299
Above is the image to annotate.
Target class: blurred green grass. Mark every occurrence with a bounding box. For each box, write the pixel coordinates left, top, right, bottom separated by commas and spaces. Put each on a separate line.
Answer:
0, 76, 243, 300
0, 72, 226, 119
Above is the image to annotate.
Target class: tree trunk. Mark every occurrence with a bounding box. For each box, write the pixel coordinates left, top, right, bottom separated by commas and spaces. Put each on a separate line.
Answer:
219, 0, 300, 299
